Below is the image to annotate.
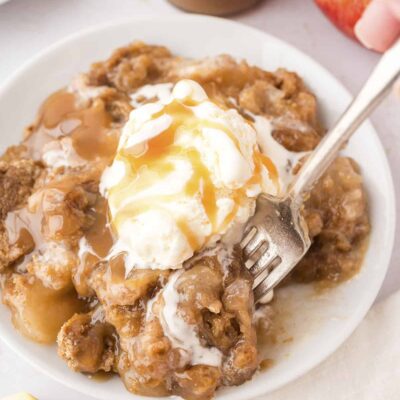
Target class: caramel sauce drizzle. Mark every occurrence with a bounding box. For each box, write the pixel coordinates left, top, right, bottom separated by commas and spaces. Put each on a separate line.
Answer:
85, 197, 114, 259
24, 90, 119, 163
5, 208, 38, 262
73, 197, 116, 295
6, 90, 119, 270
108, 96, 280, 253
5, 177, 88, 270
6, 85, 279, 277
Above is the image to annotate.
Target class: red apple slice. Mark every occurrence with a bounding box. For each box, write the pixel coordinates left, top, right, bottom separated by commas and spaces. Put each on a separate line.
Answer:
315, 0, 371, 38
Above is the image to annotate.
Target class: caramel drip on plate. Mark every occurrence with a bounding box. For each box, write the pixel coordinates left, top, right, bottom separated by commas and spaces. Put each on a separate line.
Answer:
24, 90, 119, 164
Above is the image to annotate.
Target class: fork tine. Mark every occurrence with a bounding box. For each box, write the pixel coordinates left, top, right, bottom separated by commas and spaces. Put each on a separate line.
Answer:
252, 255, 281, 290
240, 195, 311, 304
244, 241, 269, 270
240, 226, 257, 249
253, 256, 301, 303
242, 233, 267, 260
249, 249, 278, 278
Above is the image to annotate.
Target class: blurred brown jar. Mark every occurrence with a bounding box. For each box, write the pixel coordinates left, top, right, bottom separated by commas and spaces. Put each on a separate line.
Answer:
168, 0, 260, 15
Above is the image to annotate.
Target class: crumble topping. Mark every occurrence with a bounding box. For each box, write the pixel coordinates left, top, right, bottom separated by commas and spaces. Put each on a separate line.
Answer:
0, 41, 370, 400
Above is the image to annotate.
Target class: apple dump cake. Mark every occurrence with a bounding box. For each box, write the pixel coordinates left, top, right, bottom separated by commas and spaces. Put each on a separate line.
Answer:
0, 42, 369, 399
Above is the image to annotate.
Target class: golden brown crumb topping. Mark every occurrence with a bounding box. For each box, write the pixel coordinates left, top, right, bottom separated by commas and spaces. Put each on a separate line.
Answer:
0, 42, 369, 400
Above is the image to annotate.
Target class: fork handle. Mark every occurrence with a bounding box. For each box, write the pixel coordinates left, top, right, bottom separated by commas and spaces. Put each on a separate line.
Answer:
288, 38, 400, 203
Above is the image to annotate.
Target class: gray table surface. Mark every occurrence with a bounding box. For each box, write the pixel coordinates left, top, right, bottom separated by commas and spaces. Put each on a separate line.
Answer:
0, 0, 398, 398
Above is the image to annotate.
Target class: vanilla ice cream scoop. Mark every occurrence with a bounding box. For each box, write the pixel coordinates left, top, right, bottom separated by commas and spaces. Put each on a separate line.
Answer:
101, 80, 282, 273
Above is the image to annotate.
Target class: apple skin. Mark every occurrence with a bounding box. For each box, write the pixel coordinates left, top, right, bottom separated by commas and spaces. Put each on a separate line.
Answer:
315, 0, 371, 38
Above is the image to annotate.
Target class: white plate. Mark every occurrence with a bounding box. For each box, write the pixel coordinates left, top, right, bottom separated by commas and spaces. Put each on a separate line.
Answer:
0, 15, 395, 400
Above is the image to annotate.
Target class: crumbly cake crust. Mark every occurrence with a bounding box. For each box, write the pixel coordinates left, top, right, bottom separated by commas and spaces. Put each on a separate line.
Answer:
0, 42, 370, 399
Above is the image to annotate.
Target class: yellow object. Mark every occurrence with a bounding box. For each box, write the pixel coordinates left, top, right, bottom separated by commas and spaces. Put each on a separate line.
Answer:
1, 393, 37, 400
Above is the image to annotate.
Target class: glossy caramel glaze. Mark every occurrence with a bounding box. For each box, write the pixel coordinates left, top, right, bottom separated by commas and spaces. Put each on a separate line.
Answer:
25, 90, 119, 164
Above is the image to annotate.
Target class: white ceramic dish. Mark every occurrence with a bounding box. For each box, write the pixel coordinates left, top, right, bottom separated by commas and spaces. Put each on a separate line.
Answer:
0, 15, 395, 400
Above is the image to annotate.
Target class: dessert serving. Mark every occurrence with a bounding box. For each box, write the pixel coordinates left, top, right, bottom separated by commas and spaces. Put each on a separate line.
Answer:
0, 42, 370, 399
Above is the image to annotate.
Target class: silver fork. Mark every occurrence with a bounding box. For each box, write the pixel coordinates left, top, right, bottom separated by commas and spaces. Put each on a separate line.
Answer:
242, 38, 400, 304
